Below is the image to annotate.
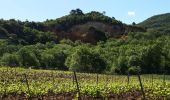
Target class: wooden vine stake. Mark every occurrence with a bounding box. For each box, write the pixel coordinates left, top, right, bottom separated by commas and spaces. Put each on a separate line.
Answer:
24, 74, 31, 99
72, 73, 75, 86
137, 72, 146, 100
96, 73, 100, 98
51, 71, 55, 85
96, 73, 99, 86
127, 71, 130, 85
151, 73, 153, 88
73, 71, 81, 100
163, 72, 166, 88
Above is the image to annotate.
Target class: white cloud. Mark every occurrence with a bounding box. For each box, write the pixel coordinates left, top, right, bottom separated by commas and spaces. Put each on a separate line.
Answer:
128, 11, 135, 16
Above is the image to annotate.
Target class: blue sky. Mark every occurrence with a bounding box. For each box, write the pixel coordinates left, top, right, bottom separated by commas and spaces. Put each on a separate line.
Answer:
0, 0, 170, 24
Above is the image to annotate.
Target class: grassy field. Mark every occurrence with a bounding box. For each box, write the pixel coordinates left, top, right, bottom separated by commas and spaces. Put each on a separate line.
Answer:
0, 67, 170, 100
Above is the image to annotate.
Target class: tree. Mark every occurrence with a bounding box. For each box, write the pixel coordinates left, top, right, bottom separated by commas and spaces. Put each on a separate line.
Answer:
140, 42, 162, 73
132, 22, 136, 26
128, 66, 141, 74
128, 55, 141, 67
60, 39, 74, 46
127, 55, 141, 74
40, 53, 54, 69
102, 11, 106, 15
65, 46, 106, 73
0, 26, 9, 38
70, 8, 84, 15
17, 47, 40, 68
41, 49, 68, 70
115, 56, 128, 74
35, 31, 57, 44
1, 53, 20, 67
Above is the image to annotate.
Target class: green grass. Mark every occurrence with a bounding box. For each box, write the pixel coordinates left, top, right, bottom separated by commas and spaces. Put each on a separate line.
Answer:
0, 67, 170, 99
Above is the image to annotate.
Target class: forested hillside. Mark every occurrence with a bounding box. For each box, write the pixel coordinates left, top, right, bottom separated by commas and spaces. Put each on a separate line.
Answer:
138, 13, 170, 35
0, 9, 145, 45
138, 13, 170, 29
0, 10, 170, 74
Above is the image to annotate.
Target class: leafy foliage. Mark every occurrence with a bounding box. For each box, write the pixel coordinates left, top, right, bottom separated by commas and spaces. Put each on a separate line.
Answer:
0, 11, 170, 74
0, 67, 170, 99
65, 45, 106, 73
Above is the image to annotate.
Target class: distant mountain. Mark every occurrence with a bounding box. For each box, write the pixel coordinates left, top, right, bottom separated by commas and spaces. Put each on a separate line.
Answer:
138, 13, 170, 34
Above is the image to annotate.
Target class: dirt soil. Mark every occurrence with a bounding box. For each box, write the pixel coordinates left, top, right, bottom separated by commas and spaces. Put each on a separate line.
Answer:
0, 91, 165, 100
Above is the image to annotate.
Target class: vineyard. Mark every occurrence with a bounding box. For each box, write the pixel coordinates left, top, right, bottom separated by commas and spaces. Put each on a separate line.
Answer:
0, 67, 170, 100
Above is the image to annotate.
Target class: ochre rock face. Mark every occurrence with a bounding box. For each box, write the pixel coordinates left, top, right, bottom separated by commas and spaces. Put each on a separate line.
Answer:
55, 22, 124, 43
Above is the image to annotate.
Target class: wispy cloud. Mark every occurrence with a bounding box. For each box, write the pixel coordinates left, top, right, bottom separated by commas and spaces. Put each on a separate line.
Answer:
128, 11, 135, 16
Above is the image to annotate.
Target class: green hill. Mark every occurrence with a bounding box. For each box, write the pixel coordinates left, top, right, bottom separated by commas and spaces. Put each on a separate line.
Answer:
138, 13, 170, 34
0, 9, 145, 45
